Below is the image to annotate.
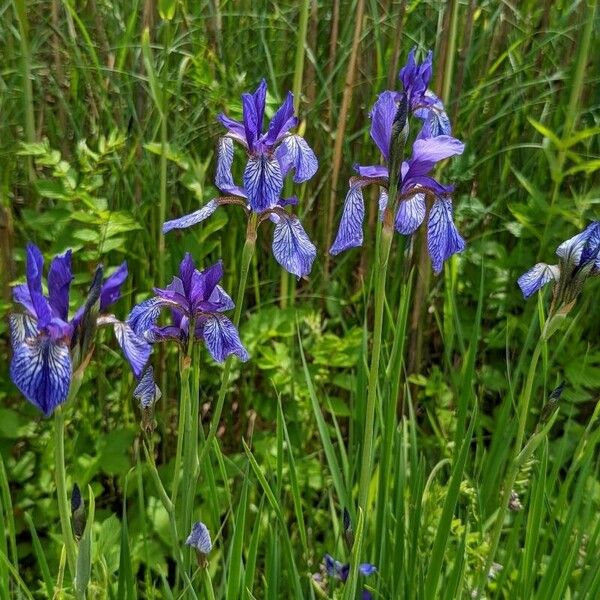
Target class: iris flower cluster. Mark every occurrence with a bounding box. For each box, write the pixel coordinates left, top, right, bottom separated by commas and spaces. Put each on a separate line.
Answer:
518, 221, 600, 309
163, 79, 319, 279
330, 48, 466, 273
9, 243, 137, 416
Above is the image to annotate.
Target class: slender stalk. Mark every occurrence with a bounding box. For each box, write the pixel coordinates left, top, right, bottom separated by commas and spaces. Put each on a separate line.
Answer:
357, 217, 394, 513
53, 408, 77, 579
143, 443, 198, 600
196, 215, 257, 467
475, 338, 543, 597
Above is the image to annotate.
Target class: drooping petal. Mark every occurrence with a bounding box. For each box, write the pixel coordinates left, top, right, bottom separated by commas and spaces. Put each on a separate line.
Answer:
264, 92, 297, 146
242, 79, 267, 151
580, 222, 600, 269
185, 521, 213, 554
163, 200, 220, 234
353, 164, 389, 179
128, 297, 179, 338
278, 135, 318, 183
378, 189, 389, 215
271, 214, 317, 278
395, 193, 426, 234
427, 196, 466, 274
517, 263, 560, 299
10, 335, 72, 416
557, 221, 600, 269
113, 320, 153, 378
369, 90, 400, 160
100, 262, 128, 312
133, 366, 161, 408
330, 185, 366, 255
243, 154, 283, 212
48, 250, 73, 320
217, 114, 248, 147
9, 313, 38, 346
198, 314, 249, 363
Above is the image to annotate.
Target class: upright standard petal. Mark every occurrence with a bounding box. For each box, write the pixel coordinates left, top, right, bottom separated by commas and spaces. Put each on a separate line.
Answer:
330, 185, 366, 255
189, 260, 224, 307
10, 335, 72, 416
271, 214, 317, 278
517, 263, 560, 299
48, 250, 73, 320
369, 91, 399, 160
113, 321, 152, 378
128, 297, 178, 337
243, 154, 283, 212
264, 92, 297, 146
133, 366, 161, 408
163, 200, 220, 233
242, 79, 267, 151
100, 262, 128, 312
198, 314, 249, 363
427, 196, 466, 274
395, 193, 426, 235
25, 243, 53, 326
278, 135, 318, 183
9, 313, 38, 346
185, 521, 213, 554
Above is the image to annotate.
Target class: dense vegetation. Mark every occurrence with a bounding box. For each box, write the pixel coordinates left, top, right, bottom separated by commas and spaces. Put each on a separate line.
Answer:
1, 1, 599, 598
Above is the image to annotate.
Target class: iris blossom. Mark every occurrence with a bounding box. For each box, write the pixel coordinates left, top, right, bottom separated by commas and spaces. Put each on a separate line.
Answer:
518, 221, 600, 305
185, 521, 213, 555
399, 47, 451, 137
323, 554, 377, 600
163, 80, 318, 279
125, 254, 248, 371
330, 92, 465, 273
10, 243, 135, 416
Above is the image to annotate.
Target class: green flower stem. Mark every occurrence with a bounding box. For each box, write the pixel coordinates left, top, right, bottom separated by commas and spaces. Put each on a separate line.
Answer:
196, 215, 257, 467
357, 213, 395, 514
143, 443, 198, 600
475, 337, 544, 597
53, 407, 77, 580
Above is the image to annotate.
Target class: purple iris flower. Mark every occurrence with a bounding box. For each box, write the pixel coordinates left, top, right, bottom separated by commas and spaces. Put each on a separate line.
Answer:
163, 80, 318, 279
330, 103, 465, 272
185, 521, 212, 555
9, 243, 132, 416
330, 49, 465, 273
324, 554, 377, 599
518, 221, 600, 299
400, 47, 451, 137
125, 254, 248, 371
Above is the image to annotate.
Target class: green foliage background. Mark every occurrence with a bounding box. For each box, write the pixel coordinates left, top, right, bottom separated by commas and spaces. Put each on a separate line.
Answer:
0, 0, 599, 598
